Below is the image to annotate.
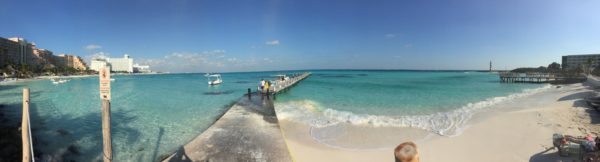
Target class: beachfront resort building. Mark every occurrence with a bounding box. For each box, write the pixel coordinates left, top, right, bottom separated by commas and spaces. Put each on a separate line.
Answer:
90, 54, 150, 73
0, 36, 89, 70
562, 54, 600, 70
108, 55, 134, 72
56, 54, 88, 70
32, 48, 55, 67
90, 58, 110, 72
0, 37, 34, 67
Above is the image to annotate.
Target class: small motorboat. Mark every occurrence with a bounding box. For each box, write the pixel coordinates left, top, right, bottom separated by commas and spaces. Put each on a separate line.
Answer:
51, 79, 69, 84
206, 74, 223, 85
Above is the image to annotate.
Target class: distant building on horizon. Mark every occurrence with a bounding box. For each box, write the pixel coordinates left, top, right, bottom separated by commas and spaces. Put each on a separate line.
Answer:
562, 54, 600, 70
90, 57, 109, 72
90, 54, 138, 73
108, 54, 133, 72
133, 63, 151, 73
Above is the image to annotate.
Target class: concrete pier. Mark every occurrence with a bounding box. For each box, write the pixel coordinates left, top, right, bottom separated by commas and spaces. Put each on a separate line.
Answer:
271, 72, 311, 94
163, 73, 310, 162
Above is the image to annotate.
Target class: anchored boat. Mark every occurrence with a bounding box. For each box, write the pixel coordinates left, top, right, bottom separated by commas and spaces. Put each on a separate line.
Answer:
206, 74, 223, 85
50, 78, 69, 84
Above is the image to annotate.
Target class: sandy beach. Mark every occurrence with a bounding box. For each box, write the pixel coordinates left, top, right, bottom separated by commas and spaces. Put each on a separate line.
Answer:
279, 82, 600, 162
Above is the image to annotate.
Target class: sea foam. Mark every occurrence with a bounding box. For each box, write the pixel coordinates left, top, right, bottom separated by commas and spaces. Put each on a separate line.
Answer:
275, 84, 552, 136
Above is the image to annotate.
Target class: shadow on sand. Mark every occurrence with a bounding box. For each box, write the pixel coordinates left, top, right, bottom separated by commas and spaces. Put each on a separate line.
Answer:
529, 147, 578, 162
531, 81, 600, 161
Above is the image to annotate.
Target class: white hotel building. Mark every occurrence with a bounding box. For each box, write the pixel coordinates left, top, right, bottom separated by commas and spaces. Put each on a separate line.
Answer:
90, 54, 134, 73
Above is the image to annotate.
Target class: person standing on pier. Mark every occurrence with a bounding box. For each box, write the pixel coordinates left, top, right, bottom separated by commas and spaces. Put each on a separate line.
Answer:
264, 80, 270, 94
260, 79, 265, 93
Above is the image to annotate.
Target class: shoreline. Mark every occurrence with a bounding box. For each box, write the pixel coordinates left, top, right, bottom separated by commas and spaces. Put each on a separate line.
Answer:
279, 82, 598, 162
0, 74, 95, 85
0, 72, 166, 85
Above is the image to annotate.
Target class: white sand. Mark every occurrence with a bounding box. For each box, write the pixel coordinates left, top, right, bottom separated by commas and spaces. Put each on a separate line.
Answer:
279, 83, 598, 162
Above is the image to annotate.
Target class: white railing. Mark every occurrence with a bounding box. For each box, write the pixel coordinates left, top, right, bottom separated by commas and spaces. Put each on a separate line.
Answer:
269, 72, 310, 93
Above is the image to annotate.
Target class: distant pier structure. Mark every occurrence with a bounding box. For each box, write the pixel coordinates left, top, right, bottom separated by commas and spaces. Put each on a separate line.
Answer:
498, 72, 556, 83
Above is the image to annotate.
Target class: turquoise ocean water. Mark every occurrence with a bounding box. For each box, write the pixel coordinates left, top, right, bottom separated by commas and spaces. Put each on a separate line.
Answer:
0, 70, 547, 161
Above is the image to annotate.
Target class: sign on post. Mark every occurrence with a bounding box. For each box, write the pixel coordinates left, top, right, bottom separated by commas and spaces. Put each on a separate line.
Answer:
99, 66, 111, 100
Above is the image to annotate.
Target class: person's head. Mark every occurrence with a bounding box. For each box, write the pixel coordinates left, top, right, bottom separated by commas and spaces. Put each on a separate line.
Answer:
395, 142, 419, 162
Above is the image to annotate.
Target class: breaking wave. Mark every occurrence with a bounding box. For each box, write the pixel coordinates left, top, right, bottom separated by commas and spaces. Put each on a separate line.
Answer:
275, 84, 552, 136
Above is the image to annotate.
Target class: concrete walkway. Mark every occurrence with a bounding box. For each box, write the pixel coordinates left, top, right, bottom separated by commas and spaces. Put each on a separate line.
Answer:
162, 93, 293, 162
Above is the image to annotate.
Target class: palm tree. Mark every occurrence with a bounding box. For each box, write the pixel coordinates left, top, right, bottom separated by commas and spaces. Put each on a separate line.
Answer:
547, 62, 561, 74
584, 58, 596, 76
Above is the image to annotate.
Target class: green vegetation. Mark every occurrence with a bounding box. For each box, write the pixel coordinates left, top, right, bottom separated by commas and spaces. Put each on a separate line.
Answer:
1, 63, 93, 79
508, 60, 600, 80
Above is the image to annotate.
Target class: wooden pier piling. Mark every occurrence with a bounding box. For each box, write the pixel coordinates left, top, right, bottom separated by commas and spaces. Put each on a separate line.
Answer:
22, 88, 32, 162
101, 100, 112, 162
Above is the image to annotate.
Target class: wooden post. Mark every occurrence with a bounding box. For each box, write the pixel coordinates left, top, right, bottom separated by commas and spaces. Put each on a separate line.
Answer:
22, 88, 31, 162
101, 99, 112, 162
98, 66, 112, 162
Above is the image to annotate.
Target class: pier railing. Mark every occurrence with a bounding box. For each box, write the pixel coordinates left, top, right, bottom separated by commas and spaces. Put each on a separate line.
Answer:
498, 72, 586, 83
22, 88, 35, 162
270, 72, 311, 93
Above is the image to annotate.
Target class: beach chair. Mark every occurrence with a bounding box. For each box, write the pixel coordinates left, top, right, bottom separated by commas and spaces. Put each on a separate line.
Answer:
553, 134, 600, 161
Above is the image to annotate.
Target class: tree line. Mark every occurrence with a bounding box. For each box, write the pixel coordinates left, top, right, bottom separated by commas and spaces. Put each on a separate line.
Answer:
511, 58, 600, 77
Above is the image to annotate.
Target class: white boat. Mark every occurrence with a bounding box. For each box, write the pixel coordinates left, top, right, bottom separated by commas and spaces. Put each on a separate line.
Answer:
51, 79, 69, 84
206, 74, 223, 85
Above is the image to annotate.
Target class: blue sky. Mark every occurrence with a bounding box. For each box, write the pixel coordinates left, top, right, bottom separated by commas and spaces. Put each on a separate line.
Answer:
1, 0, 599, 72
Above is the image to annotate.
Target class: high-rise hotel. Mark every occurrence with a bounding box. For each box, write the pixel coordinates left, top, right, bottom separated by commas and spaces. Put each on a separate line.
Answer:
562, 54, 600, 70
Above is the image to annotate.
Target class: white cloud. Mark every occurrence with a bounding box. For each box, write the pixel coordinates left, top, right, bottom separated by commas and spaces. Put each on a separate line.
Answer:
263, 58, 274, 63
137, 49, 272, 73
82, 51, 110, 66
91, 52, 110, 59
83, 44, 102, 51
265, 40, 280, 46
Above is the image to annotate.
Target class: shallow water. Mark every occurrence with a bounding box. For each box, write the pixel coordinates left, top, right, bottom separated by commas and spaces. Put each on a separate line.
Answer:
0, 70, 546, 160
274, 70, 548, 136
0, 72, 284, 161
